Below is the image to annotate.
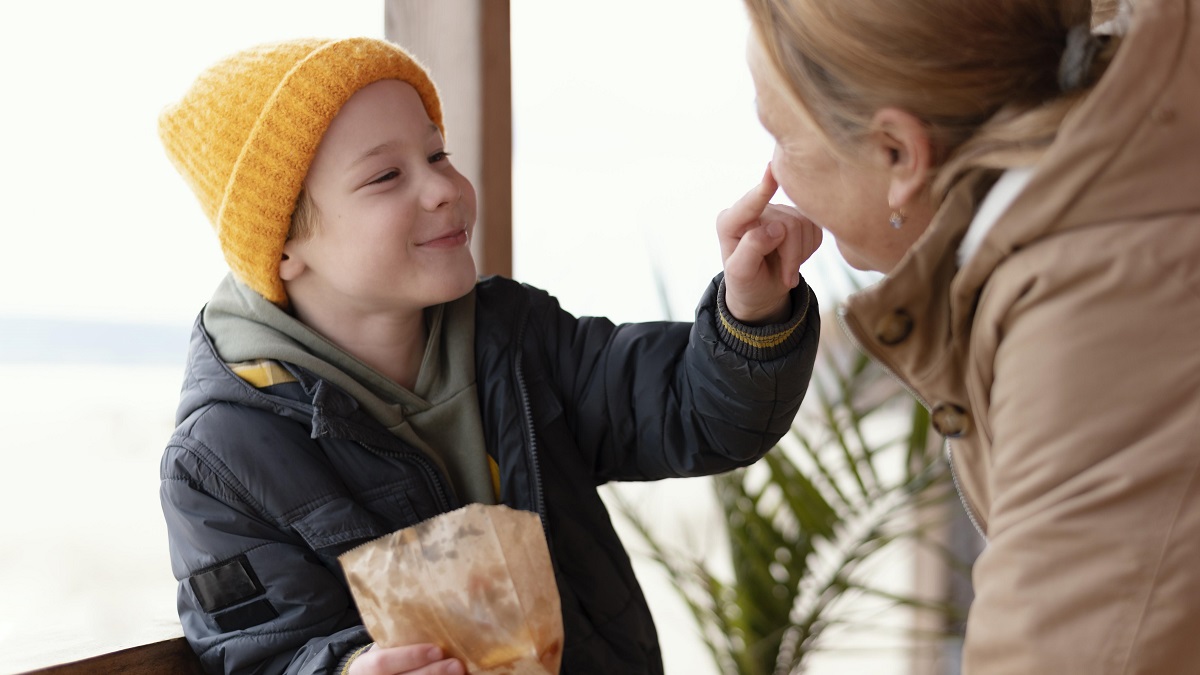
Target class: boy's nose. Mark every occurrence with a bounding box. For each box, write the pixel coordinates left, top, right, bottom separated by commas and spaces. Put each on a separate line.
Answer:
420, 169, 461, 211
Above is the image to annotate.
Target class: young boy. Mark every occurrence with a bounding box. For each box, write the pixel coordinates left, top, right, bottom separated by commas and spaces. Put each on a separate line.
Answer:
158, 37, 820, 675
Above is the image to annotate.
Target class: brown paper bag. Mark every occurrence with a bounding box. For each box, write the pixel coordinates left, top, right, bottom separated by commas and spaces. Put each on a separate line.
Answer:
339, 504, 563, 674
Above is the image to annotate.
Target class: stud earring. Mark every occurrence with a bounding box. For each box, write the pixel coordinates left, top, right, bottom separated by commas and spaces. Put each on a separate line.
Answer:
889, 206, 906, 229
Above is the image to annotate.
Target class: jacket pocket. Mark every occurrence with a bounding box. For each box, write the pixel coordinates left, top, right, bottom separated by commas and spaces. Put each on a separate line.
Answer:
289, 474, 443, 560
289, 496, 394, 556
359, 477, 425, 525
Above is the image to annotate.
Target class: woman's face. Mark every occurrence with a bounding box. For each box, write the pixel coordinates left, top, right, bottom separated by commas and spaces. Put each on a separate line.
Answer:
747, 38, 927, 273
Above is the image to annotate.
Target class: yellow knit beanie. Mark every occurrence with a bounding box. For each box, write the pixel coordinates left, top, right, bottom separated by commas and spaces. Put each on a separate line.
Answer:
158, 37, 444, 306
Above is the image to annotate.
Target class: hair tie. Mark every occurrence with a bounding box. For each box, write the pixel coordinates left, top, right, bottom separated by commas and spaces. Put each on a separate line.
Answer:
1058, 23, 1104, 93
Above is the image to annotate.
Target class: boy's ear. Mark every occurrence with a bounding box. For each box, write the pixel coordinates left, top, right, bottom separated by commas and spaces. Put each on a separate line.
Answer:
278, 240, 305, 281
868, 108, 933, 209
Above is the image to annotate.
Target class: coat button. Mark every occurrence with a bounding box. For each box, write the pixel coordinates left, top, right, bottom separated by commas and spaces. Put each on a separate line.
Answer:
874, 309, 914, 346
931, 403, 971, 438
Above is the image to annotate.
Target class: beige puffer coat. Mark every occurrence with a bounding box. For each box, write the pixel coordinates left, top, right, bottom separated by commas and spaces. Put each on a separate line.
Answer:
839, 0, 1200, 672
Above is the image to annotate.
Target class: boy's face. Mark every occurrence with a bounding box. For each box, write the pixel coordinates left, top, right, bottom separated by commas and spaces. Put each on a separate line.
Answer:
281, 79, 477, 316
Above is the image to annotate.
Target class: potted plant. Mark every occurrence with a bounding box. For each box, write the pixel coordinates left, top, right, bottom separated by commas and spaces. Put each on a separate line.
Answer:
610, 314, 973, 674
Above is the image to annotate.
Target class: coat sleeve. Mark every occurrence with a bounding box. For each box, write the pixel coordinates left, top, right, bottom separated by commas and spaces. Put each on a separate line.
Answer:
962, 227, 1200, 673
160, 426, 371, 675
546, 272, 819, 482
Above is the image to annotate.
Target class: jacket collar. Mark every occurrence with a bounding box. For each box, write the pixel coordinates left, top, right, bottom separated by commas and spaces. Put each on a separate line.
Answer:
958, 0, 1199, 296
839, 173, 991, 398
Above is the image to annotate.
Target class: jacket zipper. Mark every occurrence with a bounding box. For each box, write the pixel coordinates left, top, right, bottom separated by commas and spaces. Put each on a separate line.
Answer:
943, 439, 986, 540
512, 308, 551, 545
836, 307, 987, 541
334, 439, 457, 561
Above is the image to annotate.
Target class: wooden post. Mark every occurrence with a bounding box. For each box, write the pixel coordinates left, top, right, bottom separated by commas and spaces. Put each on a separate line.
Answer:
385, 0, 513, 279
1091, 0, 1123, 29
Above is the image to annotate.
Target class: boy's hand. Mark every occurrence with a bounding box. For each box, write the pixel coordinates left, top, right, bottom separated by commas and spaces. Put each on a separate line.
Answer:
348, 644, 464, 675
717, 164, 822, 324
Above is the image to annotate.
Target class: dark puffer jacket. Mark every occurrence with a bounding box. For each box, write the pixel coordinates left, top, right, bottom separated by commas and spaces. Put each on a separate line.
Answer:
160, 274, 818, 674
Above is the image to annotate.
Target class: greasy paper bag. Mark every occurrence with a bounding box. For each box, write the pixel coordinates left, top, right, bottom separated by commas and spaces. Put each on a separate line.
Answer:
339, 504, 563, 674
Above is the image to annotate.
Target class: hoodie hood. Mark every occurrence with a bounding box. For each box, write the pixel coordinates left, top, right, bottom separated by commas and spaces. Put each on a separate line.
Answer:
176, 274, 496, 504
184, 274, 440, 427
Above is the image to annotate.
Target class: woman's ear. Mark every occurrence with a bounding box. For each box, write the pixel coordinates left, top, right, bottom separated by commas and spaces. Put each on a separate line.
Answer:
869, 108, 933, 209
279, 240, 306, 282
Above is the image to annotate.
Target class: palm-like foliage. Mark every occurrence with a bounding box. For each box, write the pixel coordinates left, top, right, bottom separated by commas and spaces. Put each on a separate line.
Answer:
612, 333, 967, 674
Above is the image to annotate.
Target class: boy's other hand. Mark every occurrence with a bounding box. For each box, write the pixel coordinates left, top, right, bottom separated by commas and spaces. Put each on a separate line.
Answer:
348, 644, 465, 675
716, 163, 822, 325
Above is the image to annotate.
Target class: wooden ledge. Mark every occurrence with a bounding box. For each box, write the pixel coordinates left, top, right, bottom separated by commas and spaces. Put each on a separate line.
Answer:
22, 637, 204, 675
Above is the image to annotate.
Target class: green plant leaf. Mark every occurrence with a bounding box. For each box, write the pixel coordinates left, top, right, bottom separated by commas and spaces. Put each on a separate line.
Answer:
613, 318, 971, 674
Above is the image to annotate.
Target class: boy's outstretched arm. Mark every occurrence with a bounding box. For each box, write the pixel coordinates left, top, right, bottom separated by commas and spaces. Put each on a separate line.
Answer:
717, 163, 822, 325
522, 165, 822, 483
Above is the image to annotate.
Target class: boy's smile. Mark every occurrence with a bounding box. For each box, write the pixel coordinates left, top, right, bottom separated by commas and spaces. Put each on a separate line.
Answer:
280, 78, 479, 325
418, 228, 471, 249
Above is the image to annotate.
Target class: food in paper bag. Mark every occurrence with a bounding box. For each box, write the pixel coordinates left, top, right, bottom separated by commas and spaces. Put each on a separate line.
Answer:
339, 504, 563, 674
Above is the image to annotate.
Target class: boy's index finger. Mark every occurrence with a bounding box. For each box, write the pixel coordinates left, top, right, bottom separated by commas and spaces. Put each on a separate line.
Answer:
727, 163, 780, 225
750, 162, 779, 205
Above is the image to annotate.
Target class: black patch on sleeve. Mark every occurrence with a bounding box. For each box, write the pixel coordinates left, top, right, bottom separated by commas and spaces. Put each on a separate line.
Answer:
213, 598, 279, 632
189, 555, 265, 613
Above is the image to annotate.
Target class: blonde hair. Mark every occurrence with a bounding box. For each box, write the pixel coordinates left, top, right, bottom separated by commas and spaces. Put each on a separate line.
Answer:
744, 0, 1121, 199
289, 189, 321, 242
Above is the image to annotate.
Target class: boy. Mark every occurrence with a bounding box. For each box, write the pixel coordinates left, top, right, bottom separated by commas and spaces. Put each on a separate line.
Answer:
158, 36, 820, 675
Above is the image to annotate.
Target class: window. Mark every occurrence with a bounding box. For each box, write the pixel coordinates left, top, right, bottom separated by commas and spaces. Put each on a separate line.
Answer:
0, 3, 384, 670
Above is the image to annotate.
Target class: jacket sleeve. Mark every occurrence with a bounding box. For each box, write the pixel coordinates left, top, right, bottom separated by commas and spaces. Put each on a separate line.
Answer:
160, 425, 371, 675
961, 233, 1200, 673
547, 272, 819, 482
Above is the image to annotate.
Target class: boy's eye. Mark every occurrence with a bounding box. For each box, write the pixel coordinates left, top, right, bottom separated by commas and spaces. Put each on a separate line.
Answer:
429, 151, 451, 164
369, 170, 399, 185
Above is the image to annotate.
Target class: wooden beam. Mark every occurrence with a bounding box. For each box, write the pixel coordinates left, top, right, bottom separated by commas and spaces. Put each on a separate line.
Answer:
1092, 0, 1122, 28
385, 0, 513, 278
22, 637, 204, 675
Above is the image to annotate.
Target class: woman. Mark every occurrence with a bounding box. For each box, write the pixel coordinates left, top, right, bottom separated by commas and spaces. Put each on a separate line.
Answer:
738, 0, 1200, 671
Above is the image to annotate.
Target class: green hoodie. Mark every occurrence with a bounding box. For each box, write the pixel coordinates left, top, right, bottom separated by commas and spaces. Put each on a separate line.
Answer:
202, 274, 495, 505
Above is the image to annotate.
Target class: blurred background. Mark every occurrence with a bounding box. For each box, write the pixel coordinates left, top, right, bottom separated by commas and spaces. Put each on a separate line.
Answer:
0, 2, 925, 673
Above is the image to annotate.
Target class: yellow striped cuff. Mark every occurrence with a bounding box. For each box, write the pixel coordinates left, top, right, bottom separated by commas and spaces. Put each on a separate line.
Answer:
718, 312, 800, 349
